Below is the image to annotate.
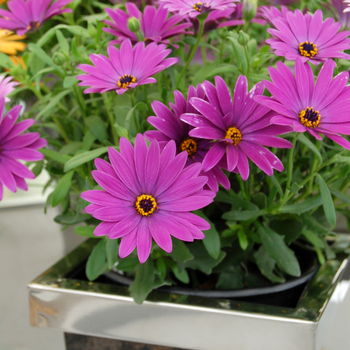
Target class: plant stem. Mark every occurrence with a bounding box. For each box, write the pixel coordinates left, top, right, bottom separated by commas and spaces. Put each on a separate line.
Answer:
103, 93, 119, 146
175, 18, 205, 90
53, 117, 70, 143
281, 133, 299, 205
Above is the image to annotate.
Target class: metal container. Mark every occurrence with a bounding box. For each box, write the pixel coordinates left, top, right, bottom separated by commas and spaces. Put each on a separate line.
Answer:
28, 239, 350, 350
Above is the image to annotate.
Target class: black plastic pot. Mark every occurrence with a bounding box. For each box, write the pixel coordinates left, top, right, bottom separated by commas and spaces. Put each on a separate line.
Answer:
104, 244, 319, 308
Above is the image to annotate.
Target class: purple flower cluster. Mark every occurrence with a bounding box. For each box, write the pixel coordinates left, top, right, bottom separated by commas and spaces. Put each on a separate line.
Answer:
0, 0, 74, 36
256, 58, 350, 150
0, 99, 47, 200
77, 39, 177, 95
266, 9, 350, 65
82, 135, 215, 263
103, 3, 193, 47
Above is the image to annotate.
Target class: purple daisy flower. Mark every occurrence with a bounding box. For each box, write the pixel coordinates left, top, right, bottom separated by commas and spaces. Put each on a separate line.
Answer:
0, 100, 47, 200
191, 6, 243, 33
260, 5, 290, 25
159, 0, 239, 19
77, 39, 178, 95
180, 76, 292, 181
144, 85, 230, 192
0, 75, 18, 102
266, 9, 350, 65
331, 0, 350, 29
103, 3, 193, 47
81, 134, 215, 263
109, 0, 154, 5
255, 58, 350, 151
0, 0, 74, 36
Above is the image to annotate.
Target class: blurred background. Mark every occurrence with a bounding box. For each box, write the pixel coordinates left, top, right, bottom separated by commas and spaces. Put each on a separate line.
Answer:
0, 175, 350, 350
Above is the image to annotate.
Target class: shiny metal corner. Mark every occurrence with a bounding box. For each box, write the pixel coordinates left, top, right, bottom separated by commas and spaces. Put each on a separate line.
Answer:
28, 239, 350, 350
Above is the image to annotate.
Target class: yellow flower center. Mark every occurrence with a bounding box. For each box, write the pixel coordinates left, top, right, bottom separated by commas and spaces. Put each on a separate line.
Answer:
135, 194, 158, 217
180, 138, 198, 157
117, 74, 137, 89
299, 107, 321, 128
193, 2, 209, 12
298, 41, 318, 58
225, 127, 242, 145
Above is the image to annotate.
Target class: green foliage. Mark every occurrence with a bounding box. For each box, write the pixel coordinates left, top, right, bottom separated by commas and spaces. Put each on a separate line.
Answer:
7, 0, 350, 305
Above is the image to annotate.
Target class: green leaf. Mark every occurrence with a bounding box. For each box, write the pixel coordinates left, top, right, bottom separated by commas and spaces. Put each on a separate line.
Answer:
106, 239, 119, 269
222, 209, 265, 221
237, 227, 248, 250
171, 263, 189, 284
257, 223, 301, 277
40, 148, 69, 164
156, 258, 166, 281
85, 116, 108, 143
331, 188, 350, 205
114, 122, 129, 138
279, 195, 322, 215
63, 76, 78, 88
54, 213, 91, 225
197, 211, 221, 259
332, 155, 350, 165
302, 229, 324, 248
31, 161, 43, 177
51, 170, 74, 207
298, 133, 322, 163
56, 30, 69, 53
86, 240, 108, 281
129, 259, 155, 304
74, 226, 97, 238
316, 174, 336, 227
169, 238, 194, 263
291, 182, 303, 194
270, 219, 302, 244
0, 52, 14, 69
116, 257, 139, 271
216, 267, 244, 289
64, 147, 109, 172
254, 246, 285, 283
27, 43, 64, 76
82, 130, 96, 150
124, 102, 148, 130
269, 175, 283, 197
35, 90, 71, 120
37, 24, 89, 47
228, 190, 259, 210
184, 241, 226, 275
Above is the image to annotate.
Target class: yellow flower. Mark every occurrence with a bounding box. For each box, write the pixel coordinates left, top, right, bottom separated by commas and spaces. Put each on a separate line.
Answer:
0, 30, 26, 55
0, 0, 7, 4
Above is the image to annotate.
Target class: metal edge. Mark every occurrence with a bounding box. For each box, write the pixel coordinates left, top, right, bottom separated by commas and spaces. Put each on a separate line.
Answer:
28, 238, 348, 323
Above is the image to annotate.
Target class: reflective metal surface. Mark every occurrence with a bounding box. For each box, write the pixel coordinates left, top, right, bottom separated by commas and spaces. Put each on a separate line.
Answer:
28, 239, 350, 350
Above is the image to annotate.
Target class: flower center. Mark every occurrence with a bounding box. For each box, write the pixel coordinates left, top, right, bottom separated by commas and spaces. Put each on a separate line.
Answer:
225, 127, 242, 145
299, 107, 321, 128
193, 2, 209, 12
27, 21, 41, 32
180, 138, 198, 157
117, 74, 137, 89
135, 194, 158, 216
298, 41, 318, 58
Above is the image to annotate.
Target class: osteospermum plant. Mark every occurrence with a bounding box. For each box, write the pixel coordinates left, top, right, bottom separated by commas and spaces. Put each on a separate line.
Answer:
2, 0, 350, 304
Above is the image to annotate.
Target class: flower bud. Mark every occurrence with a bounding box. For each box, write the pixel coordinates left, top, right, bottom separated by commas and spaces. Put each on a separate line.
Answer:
88, 22, 97, 38
238, 30, 250, 46
242, 0, 257, 22
52, 51, 66, 66
127, 17, 141, 33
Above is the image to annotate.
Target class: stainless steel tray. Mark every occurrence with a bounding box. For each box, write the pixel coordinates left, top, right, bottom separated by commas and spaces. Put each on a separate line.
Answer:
28, 239, 350, 350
